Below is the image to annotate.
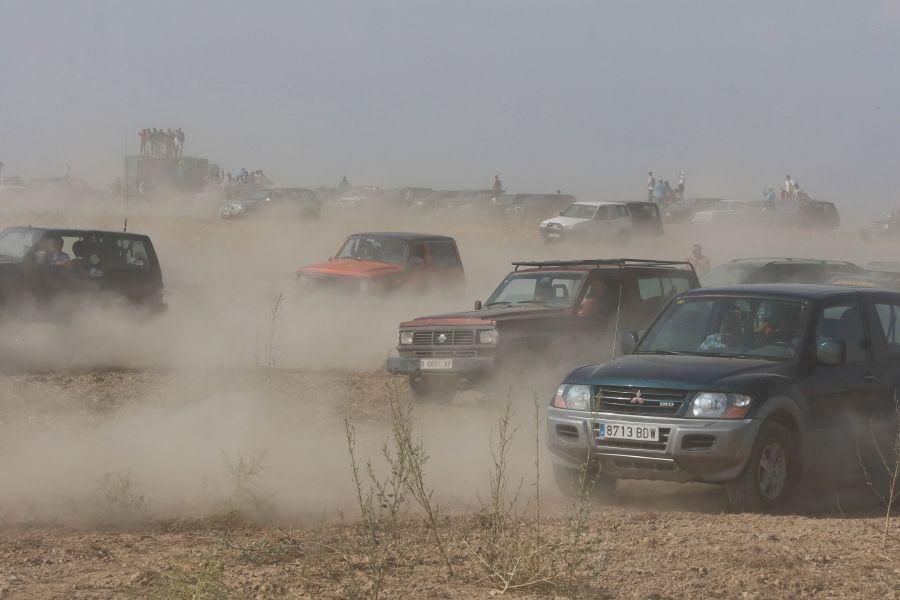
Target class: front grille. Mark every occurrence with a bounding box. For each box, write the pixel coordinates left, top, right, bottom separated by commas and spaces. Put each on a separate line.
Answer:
593, 423, 670, 451
595, 386, 687, 416
410, 329, 476, 346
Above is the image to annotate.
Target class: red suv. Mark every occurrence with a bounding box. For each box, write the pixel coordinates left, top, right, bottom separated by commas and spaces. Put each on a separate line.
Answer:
295, 232, 464, 293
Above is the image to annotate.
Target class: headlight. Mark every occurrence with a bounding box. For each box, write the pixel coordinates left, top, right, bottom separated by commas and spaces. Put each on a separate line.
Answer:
478, 328, 498, 344
399, 331, 414, 345
688, 392, 752, 419
552, 384, 593, 411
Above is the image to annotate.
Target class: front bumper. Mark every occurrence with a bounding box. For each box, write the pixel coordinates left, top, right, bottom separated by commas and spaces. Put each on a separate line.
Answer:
546, 408, 760, 483
540, 227, 568, 240
386, 352, 495, 377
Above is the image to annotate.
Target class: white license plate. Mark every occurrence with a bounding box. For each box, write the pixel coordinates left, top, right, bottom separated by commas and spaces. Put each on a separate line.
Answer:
420, 358, 453, 370
597, 422, 659, 442
547, 232, 561, 238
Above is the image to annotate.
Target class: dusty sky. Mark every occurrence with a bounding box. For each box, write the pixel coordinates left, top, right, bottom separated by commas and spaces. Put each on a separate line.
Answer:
1, 0, 898, 209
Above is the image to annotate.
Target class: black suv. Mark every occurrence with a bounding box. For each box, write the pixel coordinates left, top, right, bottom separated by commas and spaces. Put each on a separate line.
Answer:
547, 284, 899, 512
0, 226, 165, 311
388, 259, 700, 396
703, 258, 863, 287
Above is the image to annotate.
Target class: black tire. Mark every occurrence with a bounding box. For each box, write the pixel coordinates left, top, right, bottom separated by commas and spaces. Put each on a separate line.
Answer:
553, 463, 617, 503
726, 422, 797, 513
408, 376, 453, 402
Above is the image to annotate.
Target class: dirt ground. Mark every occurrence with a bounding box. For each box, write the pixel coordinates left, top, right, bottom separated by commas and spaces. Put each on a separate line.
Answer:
0, 203, 898, 598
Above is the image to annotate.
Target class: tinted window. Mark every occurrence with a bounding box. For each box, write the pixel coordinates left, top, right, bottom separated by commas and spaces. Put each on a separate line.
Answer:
874, 303, 900, 356
816, 303, 867, 363
637, 276, 692, 301
428, 242, 461, 268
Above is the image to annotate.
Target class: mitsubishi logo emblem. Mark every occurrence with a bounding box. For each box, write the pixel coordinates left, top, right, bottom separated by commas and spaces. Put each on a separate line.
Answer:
436, 333, 448, 344
630, 390, 644, 404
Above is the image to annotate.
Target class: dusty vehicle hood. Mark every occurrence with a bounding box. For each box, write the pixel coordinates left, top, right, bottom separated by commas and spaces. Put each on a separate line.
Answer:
400, 305, 566, 327
297, 259, 404, 279
565, 354, 794, 391
541, 216, 589, 229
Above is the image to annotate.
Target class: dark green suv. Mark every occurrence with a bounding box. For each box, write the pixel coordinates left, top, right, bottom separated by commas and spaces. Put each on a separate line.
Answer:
547, 284, 900, 512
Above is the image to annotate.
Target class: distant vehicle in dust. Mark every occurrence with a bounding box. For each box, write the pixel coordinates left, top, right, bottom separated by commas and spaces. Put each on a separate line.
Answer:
539, 200, 662, 242
0, 226, 165, 312
488, 193, 575, 220
295, 232, 464, 294
702, 258, 863, 287
387, 259, 700, 397
220, 187, 321, 220
662, 197, 728, 224
861, 209, 900, 243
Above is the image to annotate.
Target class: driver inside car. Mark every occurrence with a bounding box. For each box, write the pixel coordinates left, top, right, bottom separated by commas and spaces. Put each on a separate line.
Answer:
753, 303, 801, 349
698, 309, 744, 352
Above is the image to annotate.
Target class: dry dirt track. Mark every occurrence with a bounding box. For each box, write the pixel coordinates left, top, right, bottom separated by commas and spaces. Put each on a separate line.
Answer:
0, 205, 899, 598
0, 369, 897, 599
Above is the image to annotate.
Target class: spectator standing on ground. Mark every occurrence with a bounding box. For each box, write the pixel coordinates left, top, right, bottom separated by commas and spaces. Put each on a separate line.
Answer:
493, 175, 503, 194
138, 129, 148, 155
339, 176, 350, 192
647, 171, 655, 201
764, 185, 776, 202
677, 170, 686, 200
687, 244, 711, 275
176, 129, 185, 156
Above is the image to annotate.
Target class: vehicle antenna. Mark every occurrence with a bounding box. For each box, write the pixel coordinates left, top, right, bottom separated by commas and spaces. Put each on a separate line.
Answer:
610, 281, 624, 359
123, 135, 129, 232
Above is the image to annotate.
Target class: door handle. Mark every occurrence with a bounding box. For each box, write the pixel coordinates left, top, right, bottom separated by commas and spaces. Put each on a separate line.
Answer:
863, 373, 876, 383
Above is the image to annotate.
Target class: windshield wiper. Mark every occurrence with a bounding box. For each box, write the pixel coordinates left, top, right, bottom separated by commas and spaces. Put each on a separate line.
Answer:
484, 301, 513, 307
515, 300, 550, 306
637, 349, 686, 355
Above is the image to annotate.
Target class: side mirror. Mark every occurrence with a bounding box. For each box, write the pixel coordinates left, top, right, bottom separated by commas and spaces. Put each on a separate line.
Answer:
474, 300, 482, 310
817, 340, 845, 366
620, 330, 639, 355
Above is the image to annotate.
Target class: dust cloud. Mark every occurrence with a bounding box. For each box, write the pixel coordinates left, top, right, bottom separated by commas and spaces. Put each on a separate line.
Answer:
0, 194, 892, 525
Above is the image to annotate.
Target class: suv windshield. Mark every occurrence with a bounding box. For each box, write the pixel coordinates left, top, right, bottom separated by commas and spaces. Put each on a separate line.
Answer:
560, 204, 598, 219
486, 272, 585, 308
336, 236, 408, 265
638, 296, 808, 360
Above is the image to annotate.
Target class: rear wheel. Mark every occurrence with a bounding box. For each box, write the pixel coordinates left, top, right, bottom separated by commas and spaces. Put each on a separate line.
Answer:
553, 463, 617, 503
726, 422, 797, 513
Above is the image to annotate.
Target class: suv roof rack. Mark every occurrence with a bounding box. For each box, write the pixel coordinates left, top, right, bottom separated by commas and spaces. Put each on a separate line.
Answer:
512, 258, 696, 272
728, 257, 857, 265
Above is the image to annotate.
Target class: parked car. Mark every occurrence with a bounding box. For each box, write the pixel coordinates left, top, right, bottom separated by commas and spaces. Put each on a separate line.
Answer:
295, 232, 464, 294
221, 187, 320, 219
828, 262, 900, 292
539, 201, 633, 242
489, 193, 575, 220
703, 258, 863, 287
861, 210, 900, 242
625, 201, 665, 238
662, 197, 728, 224
547, 284, 900, 512
690, 200, 756, 225
387, 259, 700, 396
0, 226, 165, 311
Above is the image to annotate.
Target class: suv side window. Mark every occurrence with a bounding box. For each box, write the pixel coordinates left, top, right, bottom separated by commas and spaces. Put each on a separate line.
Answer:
637, 275, 692, 301
618, 205, 630, 218
816, 302, 867, 363
428, 242, 461, 269
874, 302, 900, 356
593, 206, 609, 220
